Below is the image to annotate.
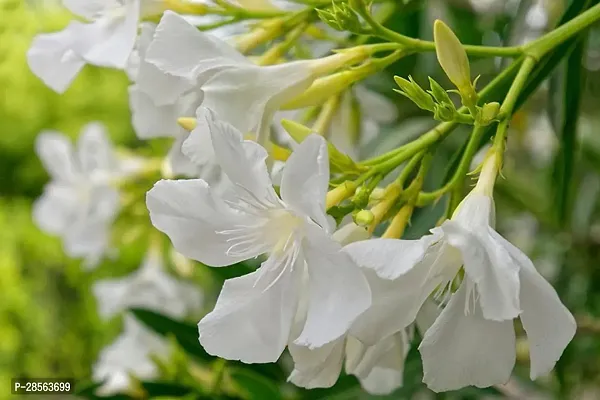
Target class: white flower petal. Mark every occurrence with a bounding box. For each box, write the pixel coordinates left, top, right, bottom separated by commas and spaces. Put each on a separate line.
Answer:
146, 179, 254, 266
332, 222, 369, 246
93, 278, 134, 319
198, 255, 301, 363
349, 267, 439, 345
181, 107, 219, 167
496, 234, 576, 379
452, 192, 495, 229
134, 23, 196, 106
27, 27, 85, 93
347, 334, 407, 395
93, 316, 169, 395
415, 299, 441, 336
280, 134, 330, 231
63, 216, 112, 266
167, 133, 201, 177
77, 122, 118, 175
35, 131, 79, 182
62, 0, 107, 19
69, 2, 139, 68
33, 184, 79, 234
204, 108, 279, 204
419, 283, 516, 392
294, 226, 371, 348
441, 220, 521, 321
129, 85, 181, 138
287, 337, 345, 389
201, 61, 313, 133
146, 11, 246, 82
343, 236, 438, 280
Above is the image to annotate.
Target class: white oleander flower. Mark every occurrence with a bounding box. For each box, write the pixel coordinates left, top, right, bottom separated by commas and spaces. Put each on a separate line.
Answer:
344, 154, 576, 392
92, 248, 202, 320
128, 23, 205, 177
92, 315, 169, 395
27, 0, 164, 93
146, 111, 370, 363
287, 223, 424, 395
146, 11, 358, 141
33, 123, 127, 268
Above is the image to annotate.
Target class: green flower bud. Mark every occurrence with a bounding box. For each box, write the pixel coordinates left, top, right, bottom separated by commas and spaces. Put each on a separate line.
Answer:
394, 75, 435, 111
477, 102, 501, 126
433, 19, 472, 92
354, 210, 375, 227
428, 77, 454, 106
318, 2, 362, 33
433, 103, 456, 122
317, 9, 343, 31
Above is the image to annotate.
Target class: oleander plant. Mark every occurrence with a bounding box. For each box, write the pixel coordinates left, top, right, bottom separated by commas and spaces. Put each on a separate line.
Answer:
5, 0, 600, 398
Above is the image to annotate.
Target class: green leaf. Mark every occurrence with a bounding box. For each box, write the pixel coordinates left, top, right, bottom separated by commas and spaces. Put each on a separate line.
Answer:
228, 368, 282, 400
551, 37, 585, 227
138, 381, 197, 398
130, 308, 213, 362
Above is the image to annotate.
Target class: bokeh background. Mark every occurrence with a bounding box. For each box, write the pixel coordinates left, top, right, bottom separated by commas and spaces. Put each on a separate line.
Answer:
2, 0, 600, 398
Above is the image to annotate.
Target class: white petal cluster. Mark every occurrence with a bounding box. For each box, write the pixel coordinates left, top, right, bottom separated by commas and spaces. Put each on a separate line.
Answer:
27, 0, 163, 93
92, 315, 170, 395
92, 249, 202, 394
147, 108, 371, 363
345, 186, 576, 392
141, 11, 316, 141
25, 5, 578, 396
33, 123, 130, 268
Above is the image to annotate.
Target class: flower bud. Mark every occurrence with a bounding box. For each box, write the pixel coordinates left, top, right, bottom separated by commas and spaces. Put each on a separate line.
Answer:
433, 103, 456, 122
316, 9, 343, 31
354, 209, 375, 227
394, 76, 435, 111
477, 102, 501, 126
280, 119, 365, 174
433, 20, 471, 92
428, 77, 453, 106
326, 181, 358, 210
177, 117, 196, 131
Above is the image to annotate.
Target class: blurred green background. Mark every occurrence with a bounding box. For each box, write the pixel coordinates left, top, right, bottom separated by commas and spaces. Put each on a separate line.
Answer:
2, 0, 600, 399
0, 1, 134, 396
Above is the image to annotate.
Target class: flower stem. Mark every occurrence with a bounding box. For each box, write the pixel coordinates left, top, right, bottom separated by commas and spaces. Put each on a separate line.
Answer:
351, 0, 523, 58
494, 56, 537, 152
417, 124, 487, 205
523, 2, 600, 60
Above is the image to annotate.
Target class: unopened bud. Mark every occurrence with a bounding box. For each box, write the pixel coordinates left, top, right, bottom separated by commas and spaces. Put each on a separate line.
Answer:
394, 75, 435, 111
433, 20, 472, 92
354, 209, 374, 227
428, 77, 453, 106
477, 102, 501, 126
433, 103, 456, 122
177, 117, 196, 131
326, 181, 357, 210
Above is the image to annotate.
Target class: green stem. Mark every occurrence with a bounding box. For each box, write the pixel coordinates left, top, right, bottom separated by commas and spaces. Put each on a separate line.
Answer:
524, 2, 600, 60
360, 57, 523, 168
417, 124, 487, 205
494, 56, 537, 150
210, 359, 227, 396
395, 151, 425, 187
353, 0, 523, 57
